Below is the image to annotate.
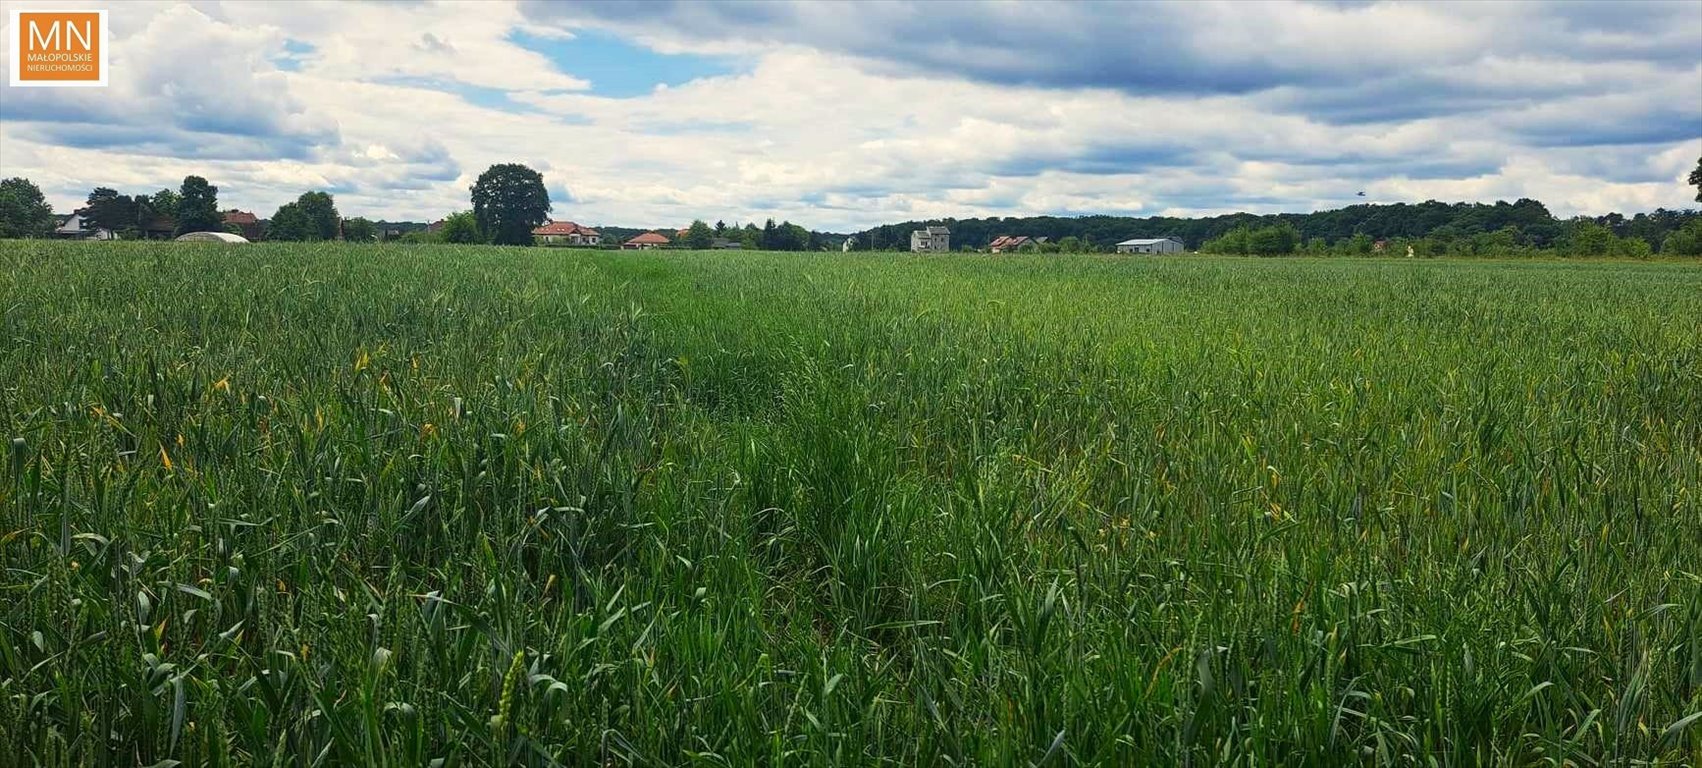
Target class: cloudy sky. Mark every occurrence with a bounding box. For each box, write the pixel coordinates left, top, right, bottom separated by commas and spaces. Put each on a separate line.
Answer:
1, 0, 1698, 231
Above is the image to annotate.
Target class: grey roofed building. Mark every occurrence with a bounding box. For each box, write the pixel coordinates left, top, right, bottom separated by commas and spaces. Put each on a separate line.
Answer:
910, 225, 950, 252
1116, 237, 1185, 254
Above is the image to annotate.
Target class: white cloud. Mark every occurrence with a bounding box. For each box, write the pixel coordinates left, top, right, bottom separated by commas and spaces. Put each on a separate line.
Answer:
213, 0, 589, 92
0, 0, 1695, 230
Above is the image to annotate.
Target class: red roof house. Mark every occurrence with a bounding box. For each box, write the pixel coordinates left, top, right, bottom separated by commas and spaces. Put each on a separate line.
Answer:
989, 235, 1046, 253
222, 209, 263, 240
622, 232, 671, 250
532, 220, 602, 245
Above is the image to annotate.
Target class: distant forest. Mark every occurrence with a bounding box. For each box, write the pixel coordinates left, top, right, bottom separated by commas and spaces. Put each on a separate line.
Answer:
848, 199, 1701, 255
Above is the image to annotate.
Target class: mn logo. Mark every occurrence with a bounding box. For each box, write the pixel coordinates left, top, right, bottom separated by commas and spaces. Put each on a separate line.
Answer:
10, 9, 107, 87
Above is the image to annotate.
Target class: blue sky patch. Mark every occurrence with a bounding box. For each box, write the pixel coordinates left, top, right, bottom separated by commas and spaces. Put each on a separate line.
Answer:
509, 28, 739, 98
274, 39, 314, 72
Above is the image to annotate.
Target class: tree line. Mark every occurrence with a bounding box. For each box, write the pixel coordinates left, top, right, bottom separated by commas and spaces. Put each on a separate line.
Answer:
858, 198, 1701, 257
1, 165, 834, 250
854, 161, 1702, 256
1195, 217, 1702, 258
670, 218, 816, 250
7, 157, 1700, 254
0, 175, 386, 242
1, 175, 223, 239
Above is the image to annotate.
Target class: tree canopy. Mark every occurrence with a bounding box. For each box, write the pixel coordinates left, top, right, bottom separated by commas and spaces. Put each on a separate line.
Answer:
342, 217, 377, 242
684, 219, 714, 249
470, 164, 550, 246
296, 191, 340, 241
265, 191, 344, 241
0, 177, 54, 239
439, 211, 484, 244
85, 188, 140, 234
151, 188, 180, 217
80, 186, 178, 237
266, 203, 316, 242
174, 176, 222, 236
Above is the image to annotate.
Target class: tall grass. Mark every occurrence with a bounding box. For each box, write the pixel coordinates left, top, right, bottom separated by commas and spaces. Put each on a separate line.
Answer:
2, 242, 1699, 765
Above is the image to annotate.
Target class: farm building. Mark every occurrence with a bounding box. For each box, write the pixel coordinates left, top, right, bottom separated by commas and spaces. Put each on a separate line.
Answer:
623, 232, 670, 250
54, 211, 114, 240
988, 235, 1047, 253
910, 226, 950, 252
532, 220, 601, 245
222, 210, 263, 241
1116, 237, 1184, 254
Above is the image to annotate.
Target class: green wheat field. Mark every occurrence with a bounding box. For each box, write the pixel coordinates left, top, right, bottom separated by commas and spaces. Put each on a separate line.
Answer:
2, 242, 1700, 766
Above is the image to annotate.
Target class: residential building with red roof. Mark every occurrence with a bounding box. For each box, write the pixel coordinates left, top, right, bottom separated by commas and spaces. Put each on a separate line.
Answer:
622, 232, 670, 250
532, 220, 601, 245
988, 235, 1046, 253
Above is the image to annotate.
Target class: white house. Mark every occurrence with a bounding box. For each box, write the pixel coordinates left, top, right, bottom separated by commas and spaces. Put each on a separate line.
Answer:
1116, 237, 1184, 254
54, 212, 114, 240
910, 225, 950, 252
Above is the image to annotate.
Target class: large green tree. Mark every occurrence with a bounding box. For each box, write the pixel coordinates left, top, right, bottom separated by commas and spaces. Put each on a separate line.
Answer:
266, 203, 317, 242
684, 219, 714, 249
470, 164, 550, 246
776, 221, 811, 251
0, 177, 55, 239
342, 217, 377, 242
296, 191, 340, 240
174, 176, 222, 235
265, 192, 343, 241
1689, 156, 1701, 204
85, 187, 139, 233
152, 188, 180, 217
